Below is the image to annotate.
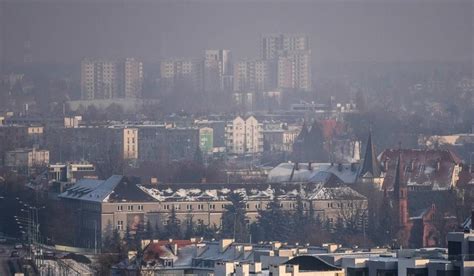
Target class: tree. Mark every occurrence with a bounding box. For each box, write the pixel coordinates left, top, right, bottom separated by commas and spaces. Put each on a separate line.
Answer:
184, 213, 196, 239
255, 198, 291, 242
144, 220, 153, 240
163, 207, 181, 239
221, 193, 249, 242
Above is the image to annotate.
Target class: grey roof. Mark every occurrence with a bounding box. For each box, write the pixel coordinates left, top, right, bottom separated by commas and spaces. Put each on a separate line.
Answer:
359, 132, 381, 178
59, 175, 123, 202
267, 162, 359, 184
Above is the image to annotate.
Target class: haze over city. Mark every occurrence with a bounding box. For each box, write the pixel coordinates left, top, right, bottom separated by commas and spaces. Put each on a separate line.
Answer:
0, 0, 473, 275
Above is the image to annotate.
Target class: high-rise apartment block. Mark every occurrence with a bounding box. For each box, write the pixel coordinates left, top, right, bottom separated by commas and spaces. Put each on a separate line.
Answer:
261, 33, 310, 60
81, 58, 144, 100
204, 50, 233, 93
260, 34, 312, 92
234, 59, 272, 93
277, 50, 311, 91
124, 58, 144, 98
160, 58, 204, 93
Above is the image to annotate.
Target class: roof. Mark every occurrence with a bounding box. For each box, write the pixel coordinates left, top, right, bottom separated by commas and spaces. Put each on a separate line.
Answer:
267, 162, 359, 184
59, 175, 123, 202
379, 149, 462, 190
140, 175, 366, 202
285, 255, 342, 271
359, 132, 381, 178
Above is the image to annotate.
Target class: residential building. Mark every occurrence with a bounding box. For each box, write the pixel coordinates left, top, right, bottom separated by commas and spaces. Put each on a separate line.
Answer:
261, 33, 310, 60
124, 58, 144, 98
81, 58, 144, 100
234, 59, 272, 92
261, 34, 311, 92
225, 116, 263, 155
160, 58, 204, 93
121, 127, 139, 160
205, 50, 233, 93
81, 59, 121, 100
277, 50, 311, 92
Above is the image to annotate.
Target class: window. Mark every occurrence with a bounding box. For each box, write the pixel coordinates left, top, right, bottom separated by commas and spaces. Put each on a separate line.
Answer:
137, 205, 143, 211
117, 205, 123, 211
209, 204, 216, 210
117, 220, 124, 230
127, 205, 134, 211
186, 204, 193, 210
164, 205, 170, 210
197, 204, 204, 210
246, 204, 250, 209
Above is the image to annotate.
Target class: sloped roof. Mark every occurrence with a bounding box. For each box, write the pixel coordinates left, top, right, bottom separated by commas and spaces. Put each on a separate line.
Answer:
379, 149, 462, 190
267, 162, 359, 184
359, 132, 381, 178
59, 175, 123, 202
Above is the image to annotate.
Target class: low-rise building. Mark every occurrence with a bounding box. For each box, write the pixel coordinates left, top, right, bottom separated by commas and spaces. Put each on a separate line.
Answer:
59, 174, 367, 250
5, 148, 49, 169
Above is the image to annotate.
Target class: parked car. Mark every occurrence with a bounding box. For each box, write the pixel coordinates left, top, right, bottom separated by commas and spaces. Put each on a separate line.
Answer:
14, 244, 23, 249
10, 251, 19, 257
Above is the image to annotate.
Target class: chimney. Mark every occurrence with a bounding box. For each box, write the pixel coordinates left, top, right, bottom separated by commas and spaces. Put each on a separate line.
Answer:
219, 239, 234, 253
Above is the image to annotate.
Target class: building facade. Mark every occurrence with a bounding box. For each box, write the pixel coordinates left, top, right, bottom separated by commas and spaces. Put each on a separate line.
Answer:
81, 58, 144, 100
204, 50, 233, 93
225, 116, 263, 155
160, 58, 204, 93
124, 58, 144, 98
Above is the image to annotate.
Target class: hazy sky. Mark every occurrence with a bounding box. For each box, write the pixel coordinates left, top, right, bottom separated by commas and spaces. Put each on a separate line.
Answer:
1, 0, 473, 64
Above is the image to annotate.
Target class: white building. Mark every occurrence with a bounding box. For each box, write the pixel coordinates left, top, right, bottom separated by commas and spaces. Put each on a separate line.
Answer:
121, 127, 138, 160
225, 116, 263, 154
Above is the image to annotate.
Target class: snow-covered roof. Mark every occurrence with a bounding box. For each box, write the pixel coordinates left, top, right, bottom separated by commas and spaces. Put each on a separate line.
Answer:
59, 175, 123, 203
139, 173, 365, 202
267, 162, 359, 184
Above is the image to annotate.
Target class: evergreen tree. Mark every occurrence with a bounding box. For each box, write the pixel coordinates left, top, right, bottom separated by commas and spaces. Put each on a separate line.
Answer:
257, 198, 291, 242
124, 225, 132, 250
154, 221, 161, 239
184, 214, 195, 239
164, 207, 182, 239
221, 193, 249, 242
144, 220, 153, 240
290, 196, 307, 242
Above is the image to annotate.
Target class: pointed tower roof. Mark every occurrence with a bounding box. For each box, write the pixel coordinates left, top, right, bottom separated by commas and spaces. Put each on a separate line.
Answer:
393, 151, 405, 200
359, 131, 381, 178
296, 122, 309, 142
